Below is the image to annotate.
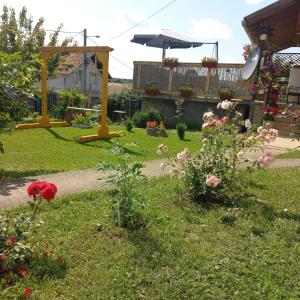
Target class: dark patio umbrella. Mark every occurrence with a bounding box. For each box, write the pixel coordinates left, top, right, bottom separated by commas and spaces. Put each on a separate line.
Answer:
131, 30, 204, 60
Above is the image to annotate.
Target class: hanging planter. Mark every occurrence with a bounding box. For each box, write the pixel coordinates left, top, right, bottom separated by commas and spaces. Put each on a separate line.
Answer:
163, 57, 179, 68
201, 57, 218, 68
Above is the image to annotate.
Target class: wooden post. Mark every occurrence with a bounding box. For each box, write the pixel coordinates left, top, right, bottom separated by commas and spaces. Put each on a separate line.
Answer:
96, 51, 109, 135
205, 68, 212, 94
136, 64, 142, 90
168, 68, 173, 93
39, 53, 50, 126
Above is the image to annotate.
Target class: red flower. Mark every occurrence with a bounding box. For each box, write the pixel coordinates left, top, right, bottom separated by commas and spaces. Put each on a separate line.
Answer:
39, 183, 57, 201
27, 181, 57, 201
18, 266, 26, 278
27, 181, 48, 197
0, 254, 5, 261
6, 237, 17, 245
22, 288, 32, 299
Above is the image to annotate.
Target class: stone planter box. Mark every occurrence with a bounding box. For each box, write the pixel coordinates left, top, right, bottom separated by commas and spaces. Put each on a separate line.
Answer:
146, 127, 168, 137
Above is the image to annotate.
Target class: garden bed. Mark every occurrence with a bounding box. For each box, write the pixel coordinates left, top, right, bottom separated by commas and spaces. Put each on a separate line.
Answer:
2, 168, 300, 299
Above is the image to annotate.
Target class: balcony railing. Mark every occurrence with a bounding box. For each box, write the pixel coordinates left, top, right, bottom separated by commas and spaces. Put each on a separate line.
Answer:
132, 61, 251, 99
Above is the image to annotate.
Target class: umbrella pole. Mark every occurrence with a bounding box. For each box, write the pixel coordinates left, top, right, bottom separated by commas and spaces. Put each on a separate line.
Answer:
162, 47, 166, 60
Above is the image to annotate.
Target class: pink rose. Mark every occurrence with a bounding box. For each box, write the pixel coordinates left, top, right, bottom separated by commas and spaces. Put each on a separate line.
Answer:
205, 175, 221, 187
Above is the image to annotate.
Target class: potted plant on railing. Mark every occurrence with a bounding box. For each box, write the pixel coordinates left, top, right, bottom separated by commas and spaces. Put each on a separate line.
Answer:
218, 87, 233, 101
179, 85, 193, 98
163, 57, 179, 68
145, 82, 160, 96
146, 120, 167, 137
201, 57, 218, 68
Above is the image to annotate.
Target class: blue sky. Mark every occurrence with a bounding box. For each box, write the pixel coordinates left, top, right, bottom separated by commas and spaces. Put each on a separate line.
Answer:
3, 0, 277, 78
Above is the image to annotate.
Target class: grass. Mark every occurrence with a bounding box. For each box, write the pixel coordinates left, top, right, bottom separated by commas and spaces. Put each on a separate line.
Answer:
0, 125, 201, 180
2, 168, 300, 299
277, 149, 300, 159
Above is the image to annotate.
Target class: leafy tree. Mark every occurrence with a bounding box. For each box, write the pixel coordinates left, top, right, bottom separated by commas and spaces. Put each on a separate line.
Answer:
0, 5, 75, 77
0, 51, 42, 119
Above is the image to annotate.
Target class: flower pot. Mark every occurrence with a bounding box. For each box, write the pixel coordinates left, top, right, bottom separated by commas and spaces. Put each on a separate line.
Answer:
163, 61, 179, 68
202, 61, 218, 68
158, 129, 168, 137
180, 90, 193, 98
145, 88, 159, 96
146, 127, 167, 137
219, 95, 232, 101
146, 127, 158, 136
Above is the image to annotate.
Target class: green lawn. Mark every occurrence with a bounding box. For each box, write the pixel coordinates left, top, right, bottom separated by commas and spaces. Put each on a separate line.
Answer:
2, 168, 300, 299
0, 125, 201, 180
277, 149, 300, 159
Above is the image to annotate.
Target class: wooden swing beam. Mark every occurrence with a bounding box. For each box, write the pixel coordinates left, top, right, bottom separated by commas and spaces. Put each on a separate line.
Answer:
16, 46, 122, 143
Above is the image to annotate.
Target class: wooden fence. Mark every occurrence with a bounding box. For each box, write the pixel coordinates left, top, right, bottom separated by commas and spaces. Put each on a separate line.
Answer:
133, 61, 251, 99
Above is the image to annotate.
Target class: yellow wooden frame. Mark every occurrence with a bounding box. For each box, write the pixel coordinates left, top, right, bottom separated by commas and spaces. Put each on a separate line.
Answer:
16, 46, 122, 143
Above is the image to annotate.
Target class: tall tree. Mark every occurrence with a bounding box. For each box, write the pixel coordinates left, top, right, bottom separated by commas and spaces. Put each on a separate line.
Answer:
0, 5, 75, 76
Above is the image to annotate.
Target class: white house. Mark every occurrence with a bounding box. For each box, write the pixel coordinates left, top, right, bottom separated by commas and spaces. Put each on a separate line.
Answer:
46, 53, 111, 107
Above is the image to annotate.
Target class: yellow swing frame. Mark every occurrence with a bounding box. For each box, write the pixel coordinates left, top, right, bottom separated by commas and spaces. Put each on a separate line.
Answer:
16, 46, 122, 143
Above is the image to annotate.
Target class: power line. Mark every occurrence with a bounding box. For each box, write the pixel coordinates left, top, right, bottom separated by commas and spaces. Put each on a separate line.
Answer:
44, 29, 83, 34
111, 55, 133, 71
70, 31, 83, 42
104, 0, 177, 43
87, 37, 133, 71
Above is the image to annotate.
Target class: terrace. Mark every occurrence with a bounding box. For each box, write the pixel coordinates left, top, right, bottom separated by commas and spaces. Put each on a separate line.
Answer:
132, 61, 250, 100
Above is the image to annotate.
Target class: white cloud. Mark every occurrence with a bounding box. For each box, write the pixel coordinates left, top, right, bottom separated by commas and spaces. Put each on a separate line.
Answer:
188, 18, 232, 40
245, 0, 263, 4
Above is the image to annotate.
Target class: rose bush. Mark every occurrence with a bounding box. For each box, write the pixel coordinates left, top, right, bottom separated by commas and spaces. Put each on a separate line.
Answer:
0, 181, 59, 292
157, 102, 277, 202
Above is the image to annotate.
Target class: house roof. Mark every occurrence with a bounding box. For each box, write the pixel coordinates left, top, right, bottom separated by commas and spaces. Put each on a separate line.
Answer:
57, 53, 112, 79
242, 0, 300, 51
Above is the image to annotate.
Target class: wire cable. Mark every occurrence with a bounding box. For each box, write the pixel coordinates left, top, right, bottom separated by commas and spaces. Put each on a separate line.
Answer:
104, 0, 177, 43
87, 37, 133, 71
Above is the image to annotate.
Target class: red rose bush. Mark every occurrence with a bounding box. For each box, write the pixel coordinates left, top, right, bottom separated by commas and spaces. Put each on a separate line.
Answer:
0, 181, 58, 293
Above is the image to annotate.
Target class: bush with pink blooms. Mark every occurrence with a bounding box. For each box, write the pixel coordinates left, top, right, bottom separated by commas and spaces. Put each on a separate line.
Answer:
0, 181, 65, 293
157, 102, 278, 202
281, 104, 300, 141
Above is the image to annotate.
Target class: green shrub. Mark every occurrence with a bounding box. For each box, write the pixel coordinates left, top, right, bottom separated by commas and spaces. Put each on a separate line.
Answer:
108, 90, 141, 119
98, 144, 146, 228
176, 122, 187, 140
125, 119, 133, 132
0, 112, 11, 129
132, 108, 163, 128
50, 103, 68, 120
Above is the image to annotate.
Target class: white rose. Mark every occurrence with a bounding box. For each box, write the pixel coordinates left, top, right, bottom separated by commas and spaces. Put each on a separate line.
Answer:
220, 100, 233, 110
244, 119, 251, 128
203, 111, 214, 121
160, 162, 166, 170
237, 151, 244, 159
257, 126, 263, 134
